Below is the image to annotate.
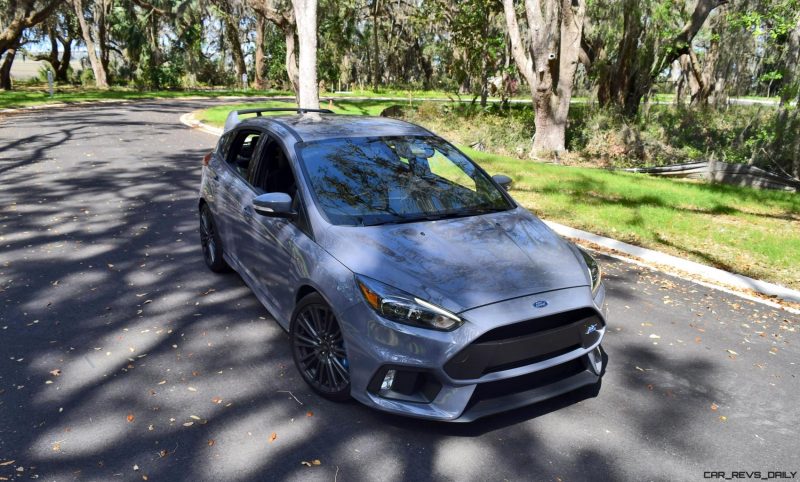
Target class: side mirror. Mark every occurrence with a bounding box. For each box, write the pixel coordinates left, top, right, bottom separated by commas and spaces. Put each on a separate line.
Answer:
253, 192, 296, 219
493, 174, 513, 190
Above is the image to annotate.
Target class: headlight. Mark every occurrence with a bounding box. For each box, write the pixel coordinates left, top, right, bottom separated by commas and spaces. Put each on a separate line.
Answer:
355, 275, 463, 331
579, 248, 602, 294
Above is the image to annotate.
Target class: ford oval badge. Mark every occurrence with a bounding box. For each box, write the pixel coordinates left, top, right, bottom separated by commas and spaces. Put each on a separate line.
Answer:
533, 300, 548, 308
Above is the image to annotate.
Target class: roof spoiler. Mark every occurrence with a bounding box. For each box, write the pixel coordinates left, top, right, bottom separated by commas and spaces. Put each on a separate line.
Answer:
223, 108, 335, 133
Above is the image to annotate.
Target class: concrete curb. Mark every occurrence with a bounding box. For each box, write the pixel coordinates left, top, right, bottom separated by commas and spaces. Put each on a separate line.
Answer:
544, 221, 800, 309
180, 110, 800, 313
179, 112, 223, 136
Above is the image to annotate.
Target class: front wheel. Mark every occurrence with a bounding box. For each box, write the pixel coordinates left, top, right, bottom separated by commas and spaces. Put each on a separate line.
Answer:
291, 293, 351, 401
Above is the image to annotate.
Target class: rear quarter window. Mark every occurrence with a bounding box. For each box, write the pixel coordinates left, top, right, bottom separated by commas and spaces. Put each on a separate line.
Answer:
216, 132, 233, 158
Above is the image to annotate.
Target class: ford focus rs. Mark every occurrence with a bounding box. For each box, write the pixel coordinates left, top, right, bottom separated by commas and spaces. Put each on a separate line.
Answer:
198, 107, 607, 422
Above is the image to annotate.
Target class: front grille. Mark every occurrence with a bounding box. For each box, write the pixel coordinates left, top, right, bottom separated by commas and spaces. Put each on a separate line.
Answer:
474, 307, 600, 342
469, 357, 586, 402
444, 308, 603, 379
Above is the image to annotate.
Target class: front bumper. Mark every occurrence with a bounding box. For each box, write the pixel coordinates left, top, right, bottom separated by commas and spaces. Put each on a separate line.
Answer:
340, 284, 607, 422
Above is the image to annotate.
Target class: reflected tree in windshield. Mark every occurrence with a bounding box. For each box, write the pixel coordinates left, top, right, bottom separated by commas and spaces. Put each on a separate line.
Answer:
298, 136, 511, 226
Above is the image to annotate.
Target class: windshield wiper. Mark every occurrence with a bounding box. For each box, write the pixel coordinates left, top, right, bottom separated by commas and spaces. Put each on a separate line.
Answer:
363, 207, 508, 226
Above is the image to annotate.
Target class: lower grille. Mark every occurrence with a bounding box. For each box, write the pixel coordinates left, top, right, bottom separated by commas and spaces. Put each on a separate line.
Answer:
470, 357, 586, 402
444, 308, 603, 379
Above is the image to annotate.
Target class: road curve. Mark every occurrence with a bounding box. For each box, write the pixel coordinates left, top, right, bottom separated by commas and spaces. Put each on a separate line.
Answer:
0, 100, 797, 481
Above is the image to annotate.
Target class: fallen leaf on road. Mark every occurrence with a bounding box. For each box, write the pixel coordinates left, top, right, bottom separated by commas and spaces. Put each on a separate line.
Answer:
710, 403, 718, 411
211, 397, 222, 404
646, 384, 654, 391
183, 422, 194, 427
306, 411, 313, 417
127, 414, 135, 423
190, 415, 200, 420
269, 432, 277, 443
208, 439, 215, 446
649, 334, 661, 339
50, 369, 62, 377
157, 380, 166, 385
719, 416, 727, 422
0, 460, 14, 466
187, 387, 197, 392
726, 349, 738, 355
301, 459, 321, 467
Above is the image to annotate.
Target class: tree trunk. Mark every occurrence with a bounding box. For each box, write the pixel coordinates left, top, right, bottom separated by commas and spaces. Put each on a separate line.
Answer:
371, 0, 380, 92
597, 0, 648, 117
284, 26, 299, 98
46, 26, 61, 74
72, 0, 108, 88
98, 0, 110, 82
780, 17, 800, 106
247, 2, 298, 96
57, 36, 72, 82
223, 17, 247, 84
148, 13, 160, 88
254, 15, 267, 89
292, 0, 319, 109
502, 0, 586, 153
0, 41, 19, 90
479, 16, 490, 107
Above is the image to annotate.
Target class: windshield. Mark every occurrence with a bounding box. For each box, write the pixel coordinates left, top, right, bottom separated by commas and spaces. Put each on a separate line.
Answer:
297, 136, 513, 226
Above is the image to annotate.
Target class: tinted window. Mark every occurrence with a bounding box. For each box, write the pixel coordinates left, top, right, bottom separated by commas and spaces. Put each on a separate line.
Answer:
298, 136, 512, 226
227, 130, 261, 179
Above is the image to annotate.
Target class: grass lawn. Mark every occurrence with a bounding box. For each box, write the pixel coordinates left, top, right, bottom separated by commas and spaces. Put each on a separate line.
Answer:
0, 87, 294, 110
0, 85, 510, 110
203, 102, 800, 290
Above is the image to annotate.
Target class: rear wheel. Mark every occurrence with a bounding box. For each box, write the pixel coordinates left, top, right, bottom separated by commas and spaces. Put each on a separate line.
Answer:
199, 204, 229, 273
291, 293, 351, 401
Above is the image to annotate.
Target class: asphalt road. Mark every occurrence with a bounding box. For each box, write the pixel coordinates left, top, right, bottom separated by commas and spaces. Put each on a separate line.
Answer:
0, 100, 797, 482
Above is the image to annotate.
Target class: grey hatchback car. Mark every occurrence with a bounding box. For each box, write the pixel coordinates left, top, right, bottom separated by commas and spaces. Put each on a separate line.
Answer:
198, 108, 607, 422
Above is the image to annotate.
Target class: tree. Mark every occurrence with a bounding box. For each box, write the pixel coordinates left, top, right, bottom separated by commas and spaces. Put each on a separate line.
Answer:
249, 0, 299, 95
292, 0, 318, 109
501, 0, 586, 153
0, 0, 59, 58
595, 0, 727, 117
71, 0, 109, 88
32, 7, 81, 82
209, 0, 247, 85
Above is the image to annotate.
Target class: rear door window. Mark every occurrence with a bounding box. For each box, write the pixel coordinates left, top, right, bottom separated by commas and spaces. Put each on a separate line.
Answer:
227, 130, 262, 180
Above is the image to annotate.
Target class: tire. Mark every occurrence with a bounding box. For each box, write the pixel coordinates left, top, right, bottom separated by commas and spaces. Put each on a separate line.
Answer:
199, 203, 229, 273
290, 293, 351, 401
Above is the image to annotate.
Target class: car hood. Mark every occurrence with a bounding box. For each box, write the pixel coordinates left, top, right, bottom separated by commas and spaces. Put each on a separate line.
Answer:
318, 208, 590, 313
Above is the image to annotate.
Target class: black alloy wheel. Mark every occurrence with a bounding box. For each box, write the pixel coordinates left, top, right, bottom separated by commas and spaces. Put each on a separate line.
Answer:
199, 204, 228, 272
291, 293, 351, 401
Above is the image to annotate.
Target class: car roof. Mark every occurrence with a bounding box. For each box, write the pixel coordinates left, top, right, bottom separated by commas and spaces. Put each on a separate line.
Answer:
239, 114, 433, 143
